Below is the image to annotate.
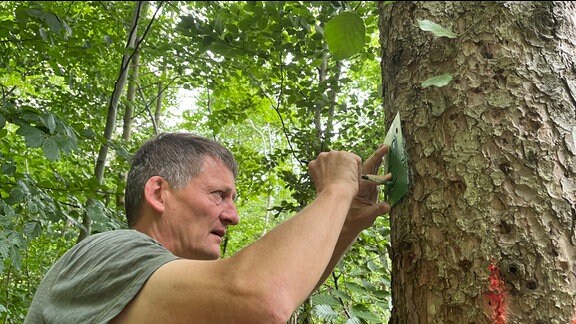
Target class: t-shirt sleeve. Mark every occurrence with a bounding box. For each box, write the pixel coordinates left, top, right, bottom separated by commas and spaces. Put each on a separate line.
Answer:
26, 230, 179, 324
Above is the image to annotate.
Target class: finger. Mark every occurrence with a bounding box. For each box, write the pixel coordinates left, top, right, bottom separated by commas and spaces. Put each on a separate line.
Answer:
362, 144, 389, 174
374, 202, 391, 216
358, 172, 393, 201
360, 202, 392, 220
361, 172, 393, 184
382, 172, 393, 181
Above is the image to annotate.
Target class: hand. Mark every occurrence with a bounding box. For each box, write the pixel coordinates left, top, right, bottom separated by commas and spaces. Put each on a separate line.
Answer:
346, 145, 392, 231
308, 151, 362, 198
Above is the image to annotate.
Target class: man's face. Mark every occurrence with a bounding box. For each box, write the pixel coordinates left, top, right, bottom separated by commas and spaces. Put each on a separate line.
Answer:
163, 156, 239, 260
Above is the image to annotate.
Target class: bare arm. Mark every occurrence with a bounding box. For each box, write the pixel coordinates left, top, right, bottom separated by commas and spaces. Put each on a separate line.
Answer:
315, 144, 392, 290
113, 151, 363, 323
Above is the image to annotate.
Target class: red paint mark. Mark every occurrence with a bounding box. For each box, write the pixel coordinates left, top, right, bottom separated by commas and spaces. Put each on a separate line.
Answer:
485, 260, 507, 324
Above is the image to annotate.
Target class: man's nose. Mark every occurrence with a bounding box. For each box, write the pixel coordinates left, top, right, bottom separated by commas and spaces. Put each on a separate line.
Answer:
220, 203, 239, 225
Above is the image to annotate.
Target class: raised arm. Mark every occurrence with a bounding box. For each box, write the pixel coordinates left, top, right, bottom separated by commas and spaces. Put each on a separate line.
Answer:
112, 151, 363, 323
315, 144, 392, 290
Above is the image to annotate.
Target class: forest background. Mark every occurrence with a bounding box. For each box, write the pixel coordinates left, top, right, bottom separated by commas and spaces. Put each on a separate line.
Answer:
1, 1, 402, 323
6, 1, 574, 323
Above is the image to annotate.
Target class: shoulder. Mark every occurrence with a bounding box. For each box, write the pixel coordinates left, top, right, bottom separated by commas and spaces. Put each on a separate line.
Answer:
58, 229, 176, 275
64, 230, 165, 258
26, 230, 180, 323
78, 229, 159, 246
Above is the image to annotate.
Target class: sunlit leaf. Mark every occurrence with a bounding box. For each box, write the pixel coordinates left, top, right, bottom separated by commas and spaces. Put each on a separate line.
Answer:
418, 19, 457, 38
312, 293, 340, 307
421, 73, 453, 88
314, 304, 339, 320
325, 11, 366, 60
346, 318, 362, 324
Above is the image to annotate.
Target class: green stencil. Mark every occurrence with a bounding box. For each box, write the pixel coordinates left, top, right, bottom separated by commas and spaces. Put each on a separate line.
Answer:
383, 112, 409, 206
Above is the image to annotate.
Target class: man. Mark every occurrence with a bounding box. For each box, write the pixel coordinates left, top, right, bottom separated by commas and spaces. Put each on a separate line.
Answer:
25, 132, 391, 323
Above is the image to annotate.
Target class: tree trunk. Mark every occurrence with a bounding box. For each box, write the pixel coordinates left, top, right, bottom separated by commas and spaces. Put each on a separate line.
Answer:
154, 68, 164, 132
79, 1, 146, 243
94, 1, 145, 182
379, 1, 576, 323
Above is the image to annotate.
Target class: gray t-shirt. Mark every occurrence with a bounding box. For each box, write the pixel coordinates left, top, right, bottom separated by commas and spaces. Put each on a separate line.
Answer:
25, 229, 179, 324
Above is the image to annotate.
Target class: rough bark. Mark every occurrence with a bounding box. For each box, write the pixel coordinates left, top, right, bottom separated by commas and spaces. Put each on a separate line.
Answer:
379, 2, 576, 323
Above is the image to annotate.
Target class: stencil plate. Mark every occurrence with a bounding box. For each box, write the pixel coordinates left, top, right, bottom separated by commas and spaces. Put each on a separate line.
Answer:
383, 112, 409, 206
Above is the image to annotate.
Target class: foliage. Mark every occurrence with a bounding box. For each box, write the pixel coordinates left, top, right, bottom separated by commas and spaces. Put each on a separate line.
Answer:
0, 1, 391, 322
325, 11, 366, 60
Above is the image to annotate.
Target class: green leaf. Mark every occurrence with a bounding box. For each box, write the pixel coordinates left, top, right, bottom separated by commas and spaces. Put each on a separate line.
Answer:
366, 260, 377, 272
352, 309, 383, 322
418, 20, 457, 38
314, 304, 339, 320
27, 9, 63, 33
344, 281, 367, 294
1, 203, 16, 219
346, 318, 362, 324
332, 289, 352, 301
8, 187, 25, 204
41, 113, 56, 133
43, 12, 63, 33
42, 137, 60, 161
24, 221, 42, 239
86, 200, 105, 221
2, 162, 16, 176
421, 73, 453, 88
16, 124, 45, 148
312, 293, 340, 307
325, 12, 366, 60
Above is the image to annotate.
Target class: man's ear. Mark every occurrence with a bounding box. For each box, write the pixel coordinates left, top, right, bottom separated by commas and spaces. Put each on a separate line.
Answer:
144, 176, 168, 213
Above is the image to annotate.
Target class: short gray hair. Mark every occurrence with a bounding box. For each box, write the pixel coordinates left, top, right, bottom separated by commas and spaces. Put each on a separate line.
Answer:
124, 132, 238, 227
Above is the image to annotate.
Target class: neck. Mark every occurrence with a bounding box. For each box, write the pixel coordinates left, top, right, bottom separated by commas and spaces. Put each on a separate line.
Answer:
133, 213, 174, 251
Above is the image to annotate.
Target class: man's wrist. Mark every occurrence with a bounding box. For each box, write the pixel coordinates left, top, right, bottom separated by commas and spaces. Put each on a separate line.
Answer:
318, 183, 358, 201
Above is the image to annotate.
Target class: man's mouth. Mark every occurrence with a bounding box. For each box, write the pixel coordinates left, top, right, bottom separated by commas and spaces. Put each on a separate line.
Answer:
211, 229, 225, 238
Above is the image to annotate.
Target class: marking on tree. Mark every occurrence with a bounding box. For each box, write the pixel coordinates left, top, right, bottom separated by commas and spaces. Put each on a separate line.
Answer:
485, 260, 508, 324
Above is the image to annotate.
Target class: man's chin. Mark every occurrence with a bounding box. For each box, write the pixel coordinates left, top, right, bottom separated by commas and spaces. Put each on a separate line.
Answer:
180, 245, 220, 260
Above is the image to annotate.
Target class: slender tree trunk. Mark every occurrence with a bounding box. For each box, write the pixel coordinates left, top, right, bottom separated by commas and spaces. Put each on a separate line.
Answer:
379, 1, 576, 323
116, 46, 140, 211
154, 68, 164, 132
117, 1, 149, 210
314, 49, 341, 152
94, 1, 145, 182
123, 48, 140, 142
79, 1, 146, 242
